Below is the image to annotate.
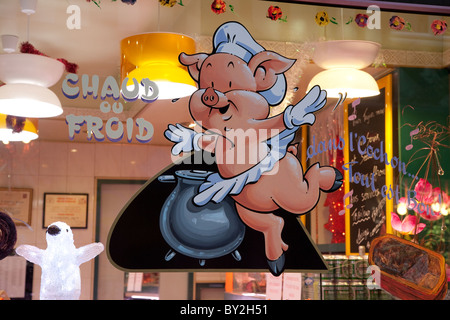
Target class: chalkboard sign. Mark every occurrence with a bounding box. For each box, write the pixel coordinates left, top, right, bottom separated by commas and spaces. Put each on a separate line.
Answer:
344, 75, 393, 255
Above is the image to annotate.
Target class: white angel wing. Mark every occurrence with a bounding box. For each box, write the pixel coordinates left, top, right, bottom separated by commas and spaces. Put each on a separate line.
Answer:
15, 245, 44, 266
76, 242, 104, 265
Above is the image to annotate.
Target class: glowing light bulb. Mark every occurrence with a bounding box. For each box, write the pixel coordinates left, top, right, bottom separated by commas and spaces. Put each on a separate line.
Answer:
431, 202, 441, 214
397, 202, 408, 215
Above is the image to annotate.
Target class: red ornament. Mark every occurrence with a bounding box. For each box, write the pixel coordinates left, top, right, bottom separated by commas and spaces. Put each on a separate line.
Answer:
20, 41, 44, 56
323, 137, 345, 243
6, 115, 26, 133
57, 58, 79, 74
20, 41, 79, 74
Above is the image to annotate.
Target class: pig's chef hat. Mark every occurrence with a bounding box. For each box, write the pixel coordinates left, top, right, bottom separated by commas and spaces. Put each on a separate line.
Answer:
213, 21, 288, 106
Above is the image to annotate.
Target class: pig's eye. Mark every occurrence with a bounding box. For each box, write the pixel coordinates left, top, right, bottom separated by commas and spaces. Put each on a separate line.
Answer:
229, 81, 232, 88
211, 82, 215, 88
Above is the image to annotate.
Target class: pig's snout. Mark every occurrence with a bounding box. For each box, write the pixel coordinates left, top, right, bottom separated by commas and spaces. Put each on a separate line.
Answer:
202, 87, 219, 106
201, 87, 227, 108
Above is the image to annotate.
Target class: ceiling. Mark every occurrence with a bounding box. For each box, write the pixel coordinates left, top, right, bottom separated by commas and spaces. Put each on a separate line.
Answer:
0, 0, 448, 145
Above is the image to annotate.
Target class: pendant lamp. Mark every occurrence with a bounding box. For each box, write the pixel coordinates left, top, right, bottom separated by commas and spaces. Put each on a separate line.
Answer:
0, 54, 64, 118
120, 32, 197, 100
307, 40, 381, 99
0, 113, 38, 144
0, 0, 64, 118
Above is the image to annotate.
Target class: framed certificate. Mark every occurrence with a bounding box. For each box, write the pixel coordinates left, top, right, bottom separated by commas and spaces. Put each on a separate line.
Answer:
0, 188, 33, 226
43, 193, 89, 229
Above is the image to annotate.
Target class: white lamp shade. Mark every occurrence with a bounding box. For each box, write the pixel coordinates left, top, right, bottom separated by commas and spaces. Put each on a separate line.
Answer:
0, 53, 65, 87
0, 83, 63, 118
307, 68, 380, 99
312, 40, 381, 70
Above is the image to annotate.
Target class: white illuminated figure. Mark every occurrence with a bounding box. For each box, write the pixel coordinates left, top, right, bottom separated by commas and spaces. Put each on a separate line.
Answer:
16, 221, 104, 300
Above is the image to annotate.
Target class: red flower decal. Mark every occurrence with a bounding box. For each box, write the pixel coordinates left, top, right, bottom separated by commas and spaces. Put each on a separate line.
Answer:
267, 6, 282, 21
431, 19, 447, 35
355, 13, 368, 27
211, 0, 226, 14
389, 16, 405, 30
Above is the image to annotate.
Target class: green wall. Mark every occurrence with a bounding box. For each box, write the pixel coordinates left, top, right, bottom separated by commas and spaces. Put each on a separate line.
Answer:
396, 67, 450, 261
397, 67, 450, 192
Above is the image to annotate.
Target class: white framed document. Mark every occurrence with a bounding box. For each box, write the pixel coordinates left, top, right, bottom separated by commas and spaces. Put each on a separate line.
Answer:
43, 193, 88, 228
0, 188, 33, 226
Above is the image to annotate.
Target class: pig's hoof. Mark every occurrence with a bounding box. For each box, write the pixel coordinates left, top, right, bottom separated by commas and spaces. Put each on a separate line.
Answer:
323, 167, 343, 193
267, 252, 285, 277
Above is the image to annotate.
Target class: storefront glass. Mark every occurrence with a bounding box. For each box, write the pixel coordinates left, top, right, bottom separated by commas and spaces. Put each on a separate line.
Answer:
0, 0, 448, 303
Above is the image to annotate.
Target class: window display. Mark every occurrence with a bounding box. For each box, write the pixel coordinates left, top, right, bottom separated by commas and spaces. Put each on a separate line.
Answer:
0, 0, 448, 306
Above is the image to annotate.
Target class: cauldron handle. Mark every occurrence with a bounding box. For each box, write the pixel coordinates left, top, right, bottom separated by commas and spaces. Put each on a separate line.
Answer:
158, 175, 176, 183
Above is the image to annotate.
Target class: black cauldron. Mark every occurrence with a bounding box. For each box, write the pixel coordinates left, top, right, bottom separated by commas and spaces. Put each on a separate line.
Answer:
158, 170, 245, 266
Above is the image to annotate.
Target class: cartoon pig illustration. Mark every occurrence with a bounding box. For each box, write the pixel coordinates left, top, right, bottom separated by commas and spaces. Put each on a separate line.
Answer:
165, 22, 342, 276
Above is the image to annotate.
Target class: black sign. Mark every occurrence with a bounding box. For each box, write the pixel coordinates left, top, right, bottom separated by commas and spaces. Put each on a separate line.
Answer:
345, 87, 389, 254
107, 153, 328, 274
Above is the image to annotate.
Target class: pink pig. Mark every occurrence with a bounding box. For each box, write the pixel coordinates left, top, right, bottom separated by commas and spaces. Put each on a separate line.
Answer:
165, 22, 342, 276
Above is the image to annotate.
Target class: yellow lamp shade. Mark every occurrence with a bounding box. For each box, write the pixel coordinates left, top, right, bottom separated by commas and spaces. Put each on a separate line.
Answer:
307, 68, 380, 99
121, 32, 197, 100
0, 113, 38, 143
127, 63, 196, 100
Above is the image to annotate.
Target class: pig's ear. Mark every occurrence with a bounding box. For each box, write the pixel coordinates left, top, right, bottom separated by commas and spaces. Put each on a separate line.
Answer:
179, 52, 209, 83
248, 51, 295, 91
